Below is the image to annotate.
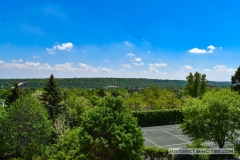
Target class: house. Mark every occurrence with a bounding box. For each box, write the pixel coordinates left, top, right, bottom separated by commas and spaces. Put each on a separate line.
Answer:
132, 86, 141, 93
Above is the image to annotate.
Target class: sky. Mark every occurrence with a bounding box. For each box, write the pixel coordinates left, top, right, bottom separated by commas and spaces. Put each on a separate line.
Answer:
1, 0, 240, 81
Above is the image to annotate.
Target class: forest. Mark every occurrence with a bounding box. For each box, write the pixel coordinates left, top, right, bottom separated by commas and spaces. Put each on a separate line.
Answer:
0, 69, 240, 160
0, 77, 231, 89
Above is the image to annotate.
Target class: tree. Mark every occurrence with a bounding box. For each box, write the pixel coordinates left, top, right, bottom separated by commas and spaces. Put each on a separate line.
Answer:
180, 88, 240, 148
40, 74, 63, 120
231, 66, 240, 94
7, 96, 52, 159
5, 83, 22, 106
0, 105, 14, 157
185, 139, 210, 160
67, 96, 91, 127
184, 72, 207, 98
79, 97, 144, 160
49, 127, 85, 159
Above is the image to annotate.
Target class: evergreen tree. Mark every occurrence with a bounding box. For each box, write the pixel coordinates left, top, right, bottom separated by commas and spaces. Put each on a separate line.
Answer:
40, 74, 63, 121
231, 66, 240, 94
5, 83, 22, 106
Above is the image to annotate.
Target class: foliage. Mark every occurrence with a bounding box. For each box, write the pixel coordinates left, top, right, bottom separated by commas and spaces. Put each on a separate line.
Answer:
231, 66, 240, 94
132, 109, 183, 127
79, 97, 145, 160
7, 96, 52, 159
184, 72, 208, 98
143, 86, 181, 110
180, 88, 240, 148
0, 78, 231, 89
143, 146, 173, 160
49, 127, 86, 160
67, 95, 91, 127
53, 115, 69, 139
5, 83, 22, 107
0, 106, 14, 156
40, 74, 63, 120
185, 139, 210, 160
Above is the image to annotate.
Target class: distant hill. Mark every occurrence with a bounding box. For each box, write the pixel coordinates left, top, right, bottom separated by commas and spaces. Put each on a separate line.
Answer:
0, 78, 231, 89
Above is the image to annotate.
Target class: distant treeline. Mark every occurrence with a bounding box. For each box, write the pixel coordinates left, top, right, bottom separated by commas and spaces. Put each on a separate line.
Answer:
0, 78, 231, 89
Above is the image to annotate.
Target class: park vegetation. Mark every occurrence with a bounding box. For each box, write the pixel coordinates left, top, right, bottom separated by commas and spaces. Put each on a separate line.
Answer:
0, 68, 240, 159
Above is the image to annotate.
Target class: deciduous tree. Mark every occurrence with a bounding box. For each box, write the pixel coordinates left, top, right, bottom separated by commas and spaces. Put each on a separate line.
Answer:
7, 96, 52, 159
79, 97, 144, 160
184, 72, 208, 98
180, 88, 240, 148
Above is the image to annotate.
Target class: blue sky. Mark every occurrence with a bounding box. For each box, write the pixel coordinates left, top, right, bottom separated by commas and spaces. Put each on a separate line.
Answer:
1, 0, 240, 81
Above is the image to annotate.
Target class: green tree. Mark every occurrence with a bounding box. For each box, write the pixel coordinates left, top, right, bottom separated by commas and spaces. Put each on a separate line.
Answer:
79, 97, 144, 160
231, 66, 240, 94
185, 139, 210, 160
180, 88, 240, 148
40, 74, 63, 120
67, 96, 91, 127
0, 105, 14, 157
49, 127, 86, 160
184, 72, 207, 98
5, 83, 22, 106
7, 96, 52, 159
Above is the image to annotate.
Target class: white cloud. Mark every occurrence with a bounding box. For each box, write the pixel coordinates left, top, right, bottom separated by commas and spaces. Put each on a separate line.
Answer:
78, 63, 113, 73
148, 63, 167, 72
46, 42, 73, 54
33, 55, 40, 59
124, 41, 132, 46
188, 45, 217, 54
127, 53, 134, 56
57, 42, 73, 51
104, 59, 110, 63
147, 50, 150, 53
12, 59, 22, 63
54, 63, 78, 71
203, 69, 211, 73
25, 62, 41, 67
183, 65, 193, 70
213, 65, 235, 74
135, 58, 142, 62
46, 48, 56, 54
133, 62, 144, 66
149, 63, 167, 67
122, 64, 131, 68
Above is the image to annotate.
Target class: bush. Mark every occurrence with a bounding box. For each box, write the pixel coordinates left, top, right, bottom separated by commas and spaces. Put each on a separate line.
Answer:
132, 109, 183, 127
143, 146, 173, 160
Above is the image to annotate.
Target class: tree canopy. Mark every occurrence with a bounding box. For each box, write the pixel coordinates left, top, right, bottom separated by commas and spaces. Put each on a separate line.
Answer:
231, 66, 240, 94
184, 72, 208, 98
5, 83, 22, 107
6, 96, 52, 159
40, 74, 63, 121
79, 97, 145, 160
180, 88, 240, 148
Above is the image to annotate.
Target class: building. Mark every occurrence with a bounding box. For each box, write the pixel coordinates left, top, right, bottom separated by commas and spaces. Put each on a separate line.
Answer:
132, 86, 142, 93
105, 83, 120, 89
12, 82, 27, 89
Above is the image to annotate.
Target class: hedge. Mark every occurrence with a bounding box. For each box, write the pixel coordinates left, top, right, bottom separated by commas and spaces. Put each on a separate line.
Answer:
132, 109, 183, 127
143, 146, 173, 160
